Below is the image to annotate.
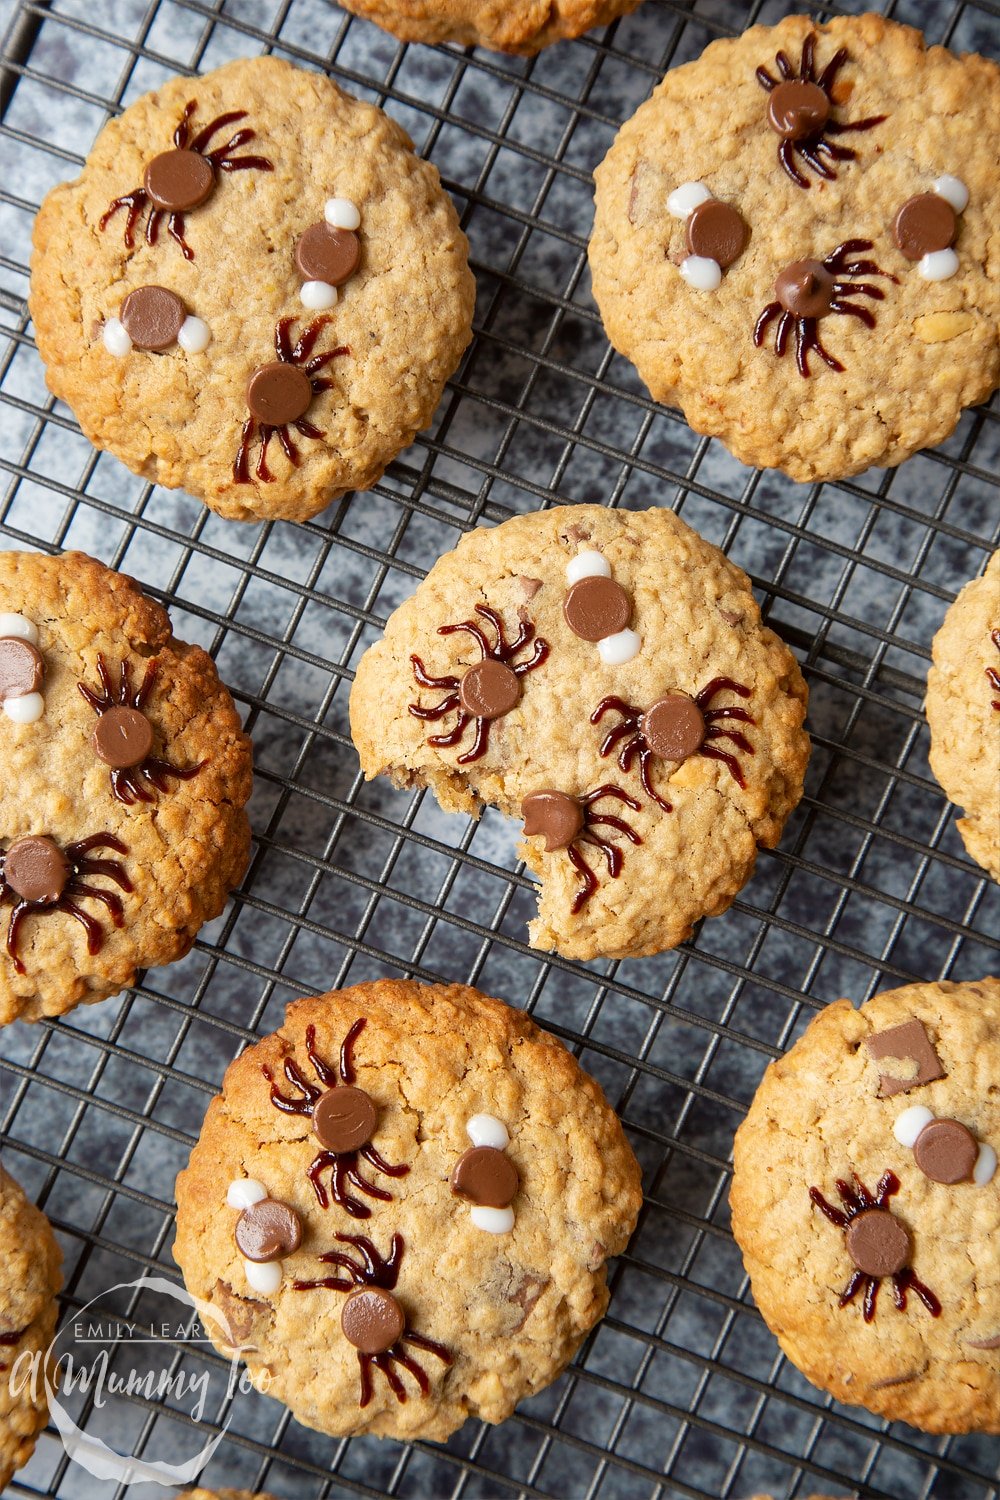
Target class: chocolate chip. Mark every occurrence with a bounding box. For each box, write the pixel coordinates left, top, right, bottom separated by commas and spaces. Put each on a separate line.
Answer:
3, 836, 70, 904
518, 576, 543, 601
967, 1333, 1000, 1349
245, 362, 313, 426
451, 1145, 518, 1208
686, 200, 749, 269
120, 285, 186, 351
458, 660, 520, 720
641, 695, 705, 761
0, 637, 43, 701
775, 259, 835, 319
913, 1117, 978, 1184
312, 1085, 378, 1154
521, 790, 584, 852
866, 1018, 946, 1098
341, 1286, 405, 1354
144, 148, 215, 213
295, 223, 360, 287
893, 193, 957, 261
766, 79, 830, 141
91, 705, 153, 770
846, 1208, 910, 1278
563, 576, 631, 642
235, 1198, 303, 1263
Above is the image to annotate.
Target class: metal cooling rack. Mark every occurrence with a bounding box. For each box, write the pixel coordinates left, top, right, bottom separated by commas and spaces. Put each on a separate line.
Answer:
1, 0, 999, 1496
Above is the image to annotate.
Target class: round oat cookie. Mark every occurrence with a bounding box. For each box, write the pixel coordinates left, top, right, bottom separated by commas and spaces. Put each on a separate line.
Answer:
349, 505, 809, 960
589, 14, 1000, 482
0, 550, 252, 1025
926, 552, 999, 882
0, 1166, 61, 1490
337, 0, 643, 54
173, 978, 642, 1441
30, 56, 474, 524
731, 978, 1000, 1433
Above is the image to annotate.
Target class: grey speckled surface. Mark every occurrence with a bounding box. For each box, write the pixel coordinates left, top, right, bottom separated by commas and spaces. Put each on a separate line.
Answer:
0, 1, 999, 1497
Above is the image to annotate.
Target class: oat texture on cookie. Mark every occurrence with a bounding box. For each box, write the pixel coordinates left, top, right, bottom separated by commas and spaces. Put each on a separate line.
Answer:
0, 1166, 61, 1491
336, 0, 644, 55
173, 978, 642, 1440
350, 506, 809, 962
30, 56, 475, 523
590, 14, 1000, 481
731, 978, 1000, 1433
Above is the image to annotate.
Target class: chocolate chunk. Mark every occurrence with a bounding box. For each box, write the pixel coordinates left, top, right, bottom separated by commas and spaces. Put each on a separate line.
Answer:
0, 637, 43, 701
766, 79, 830, 141
235, 1198, 303, 1263
518, 576, 543, 601
846, 1208, 910, 1277
913, 1117, 978, 1184
686, 200, 749, 269
641, 694, 705, 761
295, 223, 360, 287
521, 790, 584, 852
967, 1333, 1000, 1350
451, 1145, 518, 1208
866, 1018, 946, 1098
893, 193, 957, 261
245, 362, 313, 426
120, 285, 186, 351
775, 259, 835, 319
458, 659, 520, 720
144, 148, 215, 213
563, 576, 631, 642
341, 1286, 405, 1354
3, 836, 70, 904
91, 705, 154, 770
312, 1085, 378, 1154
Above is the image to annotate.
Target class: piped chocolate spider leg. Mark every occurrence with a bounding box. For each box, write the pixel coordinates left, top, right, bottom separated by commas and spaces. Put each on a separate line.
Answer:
799, 33, 816, 78
256, 427, 276, 483
779, 140, 809, 188
567, 845, 598, 913
360, 1143, 410, 1181
830, 301, 877, 328
69, 884, 126, 926
409, 656, 459, 693
189, 109, 247, 153
753, 302, 782, 347
513, 637, 549, 675
796, 145, 836, 180
438, 619, 492, 658
165, 212, 193, 260
277, 429, 301, 466
816, 47, 848, 91
292, 317, 332, 364
457, 714, 489, 765
774, 309, 794, 357
427, 712, 471, 749
58, 901, 106, 955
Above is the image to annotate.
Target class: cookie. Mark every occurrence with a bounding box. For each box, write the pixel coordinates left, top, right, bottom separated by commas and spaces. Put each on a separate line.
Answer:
30, 57, 474, 524
173, 978, 642, 1440
589, 14, 1000, 481
731, 978, 1000, 1433
338, 0, 643, 54
0, 1167, 61, 1491
0, 550, 252, 1025
926, 552, 1000, 881
349, 505, 809, 960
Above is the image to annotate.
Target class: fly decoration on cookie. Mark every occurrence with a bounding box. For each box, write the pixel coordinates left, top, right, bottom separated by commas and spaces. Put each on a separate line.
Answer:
809, 1169, 940, 1324
296, 198, 362, 311
102, 285, 210, 357
755, 32, 886, 189
409, 605, 549, 763
452, 1114, 519, 1234
667, 183, 749, 293
0, 614, 45, 724
293, 1232, 452, 1407
0, 833, 131, 974
226, 1178, 303, 1295
892, 175, 968, 282
892, 1105, 997, 1187
233, 316, 349, 484
754, 240, 896, 378
262, 1019, 409, 1217
563, 549, 640, 664
100, 99, 273, 260
79, 655, 205, 805
521, 786, 642, 914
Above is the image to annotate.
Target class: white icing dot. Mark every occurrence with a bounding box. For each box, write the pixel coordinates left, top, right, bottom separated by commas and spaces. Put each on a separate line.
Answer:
243, 1258, 282, 1293
918, 248, 959, 282
0, 614, 38, 645
680, 256, 722, 292
598, 628, 642, 666
177, 316, 211, 354
893, 1105, 935, 1148
226, 1178, 268, 1210
299, 280, 339, 311
3, 693, 43, 724
470, 1206, 515, 1235
566, 549, 611, 585
324, 197, 361, 231
102, 317, 132, 357
932, 174, 969, 214
973, 1143, 997, 1187
667, 181, 712, 220
466, 1114, 510, 1150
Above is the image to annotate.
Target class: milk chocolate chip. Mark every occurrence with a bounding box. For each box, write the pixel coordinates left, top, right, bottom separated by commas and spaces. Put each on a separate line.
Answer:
0, 637, 43, 701
913, 1118, 978, 1184
563, 576, 631, 642
686, 200, 749, 268
120, 285, 186, 351
91, 705, 154, 770
235, 1198, 303, 1263
245, 362, 313, 426
641, 695, 705, 761
866, 1018, 946, 1098
144, 149, 214, 213
846, 1208, 910, 1278
767, 79, 830, 140
451, 1146, 518, 1208
775, 259, 835, 319
295, 224, 360, 287
893, 194, 957, 261
341, 1286, 405, 1354
521, 790, 584, 852
3, 836, 70, 904
312, 1085, 378, 1154
459, 659, 520, 720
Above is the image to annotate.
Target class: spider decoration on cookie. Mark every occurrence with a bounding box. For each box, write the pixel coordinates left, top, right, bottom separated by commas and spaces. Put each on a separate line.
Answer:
262, 1019, 409, 1218
591, 677, 754, 812
755, 33, 886, 189
521, 785, 642, 914
0, 832, 131, 975
99, 99, 273, 260
988, 629, 1000, 711
754, 240, 895, 379
292, 1231, 452, 1407
409, 606, 549, 764
810, 1168, 940, 1324
233, 316, 348, 484
79, 655, 204, 805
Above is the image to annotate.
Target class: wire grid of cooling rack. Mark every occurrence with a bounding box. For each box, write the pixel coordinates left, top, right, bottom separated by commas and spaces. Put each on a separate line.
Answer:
1, 0, 999, 1497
